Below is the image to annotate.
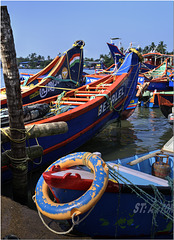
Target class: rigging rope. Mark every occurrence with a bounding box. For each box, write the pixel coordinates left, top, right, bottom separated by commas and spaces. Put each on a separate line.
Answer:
107, 164, 173, 221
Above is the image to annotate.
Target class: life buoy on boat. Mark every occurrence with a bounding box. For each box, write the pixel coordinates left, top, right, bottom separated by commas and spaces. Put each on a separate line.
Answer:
34, 152, 108, 220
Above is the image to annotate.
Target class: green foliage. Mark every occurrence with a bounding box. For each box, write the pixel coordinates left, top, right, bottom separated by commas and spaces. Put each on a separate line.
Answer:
100, 53, 114, 68
17, 53, 53, 69
141, 41, 170, 54
17, 41, 173, 69
156, 41, 167, 54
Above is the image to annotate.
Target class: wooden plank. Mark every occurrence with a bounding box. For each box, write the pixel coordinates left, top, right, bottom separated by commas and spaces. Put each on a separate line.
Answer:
60, 101, 85, 105
62, 97, 90, 102
75, 91, 100, 94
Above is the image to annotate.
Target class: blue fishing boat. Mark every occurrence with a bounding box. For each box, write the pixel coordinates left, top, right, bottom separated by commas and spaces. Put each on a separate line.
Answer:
107, 42, 125, 68
0, 40, 85, 108
107, 42, 156, 73
1, 49, 141, 182
34, 137, 173, 238
84, 48, 142, 120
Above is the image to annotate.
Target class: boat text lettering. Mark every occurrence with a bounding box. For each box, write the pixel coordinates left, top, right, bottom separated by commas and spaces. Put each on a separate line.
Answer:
40, 80, 59, 98
98, 87, 124, 116
133, 202, 173, 214
29, 90, 40, 99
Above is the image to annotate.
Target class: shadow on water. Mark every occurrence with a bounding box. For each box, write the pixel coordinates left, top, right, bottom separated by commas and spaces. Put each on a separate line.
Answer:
1, 106, 173, 209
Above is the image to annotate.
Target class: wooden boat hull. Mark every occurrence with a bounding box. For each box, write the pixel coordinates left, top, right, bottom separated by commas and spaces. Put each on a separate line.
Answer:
141, 59, 172, 92
1, 41, 84, 108
85, 71, 138, 120
147, 78, 173, 92
59, 186, 172, 238
2, 50, 140, 182
157, 92, 174, 118
107, 42, 156, 73
36, 148, 173, 238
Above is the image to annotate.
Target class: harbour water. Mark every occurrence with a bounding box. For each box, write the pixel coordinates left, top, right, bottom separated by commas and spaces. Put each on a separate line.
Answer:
1, 68, 173, 207
76, 106, 173, 161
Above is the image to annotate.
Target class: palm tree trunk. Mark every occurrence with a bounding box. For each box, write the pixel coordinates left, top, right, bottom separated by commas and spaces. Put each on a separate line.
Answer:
1, 6, 28, 204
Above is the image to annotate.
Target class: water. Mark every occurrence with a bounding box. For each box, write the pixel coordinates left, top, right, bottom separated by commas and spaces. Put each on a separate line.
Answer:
1, 68, 173, 208
76, 107, 173, 161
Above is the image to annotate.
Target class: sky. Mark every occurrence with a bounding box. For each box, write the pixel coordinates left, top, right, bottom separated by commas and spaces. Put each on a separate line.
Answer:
1, 0, 173, 60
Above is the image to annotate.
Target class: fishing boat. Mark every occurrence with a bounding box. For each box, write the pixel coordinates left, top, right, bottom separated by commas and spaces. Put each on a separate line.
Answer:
140, 59, 173, 92
138, 60, 173, 107
107, 42, 125, 68
34, 137, 173, 238
84, 66, 137, 121
107, 41, 157, 73
143, 52, 174, 68
1, 49, 141, 182
84, 47, 141, 120
156, 91, 174, 124
0, 40, 85, 108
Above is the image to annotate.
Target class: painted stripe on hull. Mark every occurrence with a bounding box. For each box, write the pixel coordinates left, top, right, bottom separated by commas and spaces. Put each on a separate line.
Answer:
43, 97, 126, 155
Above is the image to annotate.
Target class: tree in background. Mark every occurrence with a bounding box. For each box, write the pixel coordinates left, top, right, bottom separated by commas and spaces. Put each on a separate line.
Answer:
17, 41, 173, 69
149, 42, 156, 52
100, 53, 114, 68
156, 41, 167, 54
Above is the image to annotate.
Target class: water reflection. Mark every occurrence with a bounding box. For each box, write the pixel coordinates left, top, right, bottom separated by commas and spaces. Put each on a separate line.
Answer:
76, 107, 173, 161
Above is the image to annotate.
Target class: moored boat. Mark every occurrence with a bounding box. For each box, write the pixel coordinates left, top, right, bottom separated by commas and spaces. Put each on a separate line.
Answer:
34, 137, 173, 238
140, 59, 173, 92
0, 40, 85, 108
157, 91, 174, 121
1, 49, 141, 182
143, 52, 173, 68
84, 47, 142, 120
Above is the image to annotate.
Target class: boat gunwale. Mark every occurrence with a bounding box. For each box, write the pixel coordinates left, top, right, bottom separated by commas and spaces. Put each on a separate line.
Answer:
25, 72, 129, 125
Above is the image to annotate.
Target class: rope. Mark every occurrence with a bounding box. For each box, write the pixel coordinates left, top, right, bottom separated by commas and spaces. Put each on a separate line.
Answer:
2, 136, 42, 167
21, 76, 30, 86
1, 125, 34, 143
54, 91, 66, 114
89, 62, 139, 124
76, 48, 83, 86
32, 194, 95, 235
1, 145, 28, 163
107, 164, 173, 221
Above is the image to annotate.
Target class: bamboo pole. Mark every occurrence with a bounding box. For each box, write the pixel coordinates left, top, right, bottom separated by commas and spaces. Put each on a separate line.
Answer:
1, 6, 28, 204
127, 150, 161, 166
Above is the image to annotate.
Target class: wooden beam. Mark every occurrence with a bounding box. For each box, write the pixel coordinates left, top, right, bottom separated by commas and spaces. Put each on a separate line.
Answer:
1, 122, 68, 143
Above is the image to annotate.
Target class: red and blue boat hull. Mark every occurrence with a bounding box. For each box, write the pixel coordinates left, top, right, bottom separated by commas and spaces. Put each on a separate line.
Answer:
2, 50, 140, 182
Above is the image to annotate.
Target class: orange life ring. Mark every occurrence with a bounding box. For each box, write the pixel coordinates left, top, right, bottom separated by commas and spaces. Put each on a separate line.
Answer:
35, 152, 108, 220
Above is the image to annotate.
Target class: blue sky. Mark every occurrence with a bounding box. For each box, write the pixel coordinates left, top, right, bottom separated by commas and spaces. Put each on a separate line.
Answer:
1, 1, 173, 59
